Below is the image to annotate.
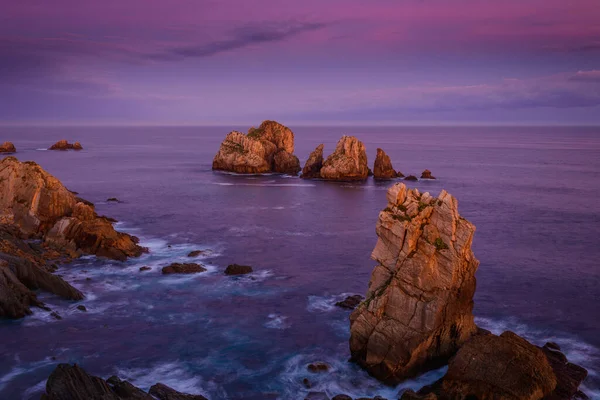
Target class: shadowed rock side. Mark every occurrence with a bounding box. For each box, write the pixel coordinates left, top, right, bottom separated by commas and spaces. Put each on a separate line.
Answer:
373, 148, 397, 180
349, 183, 479, 383
301, 144, 324, 179
212, 120, 301, 175
41, 364, 208, 400
401, 331, 588, 400
49, 140, 83, 150
320, 136, 369, 181
421, 169, 436, 179
0, 142, 16, 153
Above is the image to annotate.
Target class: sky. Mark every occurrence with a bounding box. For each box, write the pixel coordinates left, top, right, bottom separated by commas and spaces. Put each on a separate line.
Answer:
1, 0, 600, 125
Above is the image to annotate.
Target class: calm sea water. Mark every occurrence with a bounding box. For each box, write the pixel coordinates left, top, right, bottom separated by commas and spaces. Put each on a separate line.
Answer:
1, 125, 599, 399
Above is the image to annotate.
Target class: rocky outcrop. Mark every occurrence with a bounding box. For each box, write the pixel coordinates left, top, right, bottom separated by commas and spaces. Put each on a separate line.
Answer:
0, 157, 146, 261
224, 264, 253, 275
49, 140, 83, 150
349, 183, 479, 383
212, 120, 300, 175
404, 175, 418, 181
401, 331, 588, 400
373, 148, 397, 180
41, 364, 208, 400
421, 169, 435, 179
301, 144, 324, 179
335, 295, 364, 310
0, 142, 16, 153
320, 136, 369, 181
162, 263, 206, 274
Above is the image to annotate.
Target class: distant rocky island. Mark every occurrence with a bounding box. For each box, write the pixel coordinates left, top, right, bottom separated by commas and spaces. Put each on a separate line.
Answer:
49, 140, 83, 150
213, 120, 433, 181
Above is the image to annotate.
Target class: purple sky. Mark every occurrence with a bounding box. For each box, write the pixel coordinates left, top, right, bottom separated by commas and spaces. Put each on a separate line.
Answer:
1, 0, 600, 125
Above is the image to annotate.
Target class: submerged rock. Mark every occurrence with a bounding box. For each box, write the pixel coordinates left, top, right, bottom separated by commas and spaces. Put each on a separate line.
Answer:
212, 120, 300, 175
420, 169, 436, 179
350, 183, 479, 383
139, 266, 151, 272
41, 364, 208, 400
373, 148, 397, 180
224, 264, 253, 275
301, 144, 325, 179
0, 142, 16, 153
335, 294, 364, 310
187, 250, 207, 257
49, 140, 83, 151
162, 263, 206, 274
307, 362, 330, 373
320, 136, 369, 181
106, 198, 120, 203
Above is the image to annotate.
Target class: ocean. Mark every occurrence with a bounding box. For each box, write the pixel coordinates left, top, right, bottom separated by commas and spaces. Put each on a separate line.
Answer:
1, 125, 599, 399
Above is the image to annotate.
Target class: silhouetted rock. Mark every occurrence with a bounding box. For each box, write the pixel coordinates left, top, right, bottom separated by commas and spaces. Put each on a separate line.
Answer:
76, 305, 87, 311
224, 264, 253, 275
420, 169, 435, 179
301, 144, 324, 179
0, 142, 16, 153
187, 250, 207, 257
404, 175, 418, 181
162, 263, 206, 274
542, 341, 588, 399
350, 183, 479, 383
335, 294, 364, 310
49, 140, 83, 150
332, 396, 353, 400
305, 392, 330, 400
212, 120, 300, 175
373, 148, 396, 179
139, 266, 151, 272
320, 136, 369, 181
107, 198, 120, 202
396, 171, 405, 178
149, 383, 208, 400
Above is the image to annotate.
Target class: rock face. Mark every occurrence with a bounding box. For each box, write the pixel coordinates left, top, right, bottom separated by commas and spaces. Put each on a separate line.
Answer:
41, 364, 208, 400
49, 140, 83, 150
421, 169, 436, 179
301, 144, 324, 179
402, 331, 588, 400
212, 120, 300, 175
0, 142, 16, 153
335, 295, 364, 310
349, 183, 479, 383
0, 157, 146, 261
373, 148, 397, 180
320, 136, 369, 181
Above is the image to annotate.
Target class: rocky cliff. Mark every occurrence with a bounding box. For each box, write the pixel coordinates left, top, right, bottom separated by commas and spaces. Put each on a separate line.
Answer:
319, 136, 369, 181
212, 120, 300, 175
349, 183, 479, 383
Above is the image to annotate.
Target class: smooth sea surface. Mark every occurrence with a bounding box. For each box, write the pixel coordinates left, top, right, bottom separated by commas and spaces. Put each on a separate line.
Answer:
0, 125, 599, 399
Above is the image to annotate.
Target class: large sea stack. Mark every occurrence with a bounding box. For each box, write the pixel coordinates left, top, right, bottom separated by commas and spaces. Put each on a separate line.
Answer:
319, 136, 369, 181
212, 120, 301, 175
349, 183, 479, 383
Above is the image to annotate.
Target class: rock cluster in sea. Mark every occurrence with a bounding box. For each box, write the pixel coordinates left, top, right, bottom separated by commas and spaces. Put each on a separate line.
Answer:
0, 141, 16, 153
348, 182, 588, 398
48, 140, 83, 150
0, 156, 146, 318
41, 363, 208, 399
212, 120, 301, 175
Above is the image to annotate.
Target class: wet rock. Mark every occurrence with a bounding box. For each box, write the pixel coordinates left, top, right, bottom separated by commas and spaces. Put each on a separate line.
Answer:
320, 136, 369, 181
76, 305, 87, 311
305, 392, 330, 400
139, 266, 151, 272
332, 396, 353, 400
106, 198, 120, 202
149, 383, 208, 400
335, 294, 364, 310
303, 378, 312, 388
542, 342, 588, 399
224, 264, 253, 275
301, 144, 325, 179
161, 263, 206, 274
187, 250, 207, 257
404, 175, 418, 181
212, 120, 300, 175
0, 260, 39, 318
373, 148, 397, 180
50, 311, 62, 320
420, 169, 435, 179
350, 183, 479, 383
307, 362, 330, 373
107, 376, 150, 399
0, 141, 16, 153
48, 140, 83, 150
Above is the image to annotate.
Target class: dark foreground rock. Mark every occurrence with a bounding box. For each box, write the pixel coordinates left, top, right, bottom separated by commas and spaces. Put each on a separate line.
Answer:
373, 148, 397, 180
350, 183, 479, 383
41, 363, 208, 400
162, 263, 206, 274
401, 331, 588, 400
49, 140, 83, 151
212, 120, 301, 175
224, 264, 253, 275
0, 141, 16, 153
335, 294, 364, 310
